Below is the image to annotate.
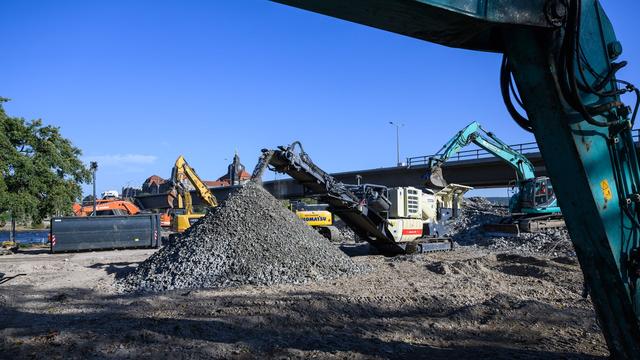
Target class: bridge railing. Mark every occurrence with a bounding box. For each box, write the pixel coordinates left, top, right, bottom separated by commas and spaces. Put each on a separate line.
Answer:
406, 129, 640, 168
406, 142, 539, 167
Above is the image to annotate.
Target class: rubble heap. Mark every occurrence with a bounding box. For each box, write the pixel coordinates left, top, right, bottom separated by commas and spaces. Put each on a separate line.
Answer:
120, 182, 365, 293
333, 218, 358, 243
447, 197, 575, 256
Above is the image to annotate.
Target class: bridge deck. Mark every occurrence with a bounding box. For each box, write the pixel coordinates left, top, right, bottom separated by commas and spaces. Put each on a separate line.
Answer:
135, 131, 640, 208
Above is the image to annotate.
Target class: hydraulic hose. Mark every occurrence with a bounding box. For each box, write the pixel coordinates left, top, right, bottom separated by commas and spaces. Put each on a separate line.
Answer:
500, 55, 534, 133
563, 0, 609, 127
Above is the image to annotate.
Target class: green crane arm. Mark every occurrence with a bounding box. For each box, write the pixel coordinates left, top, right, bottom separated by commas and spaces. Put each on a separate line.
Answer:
425, 121, 535, 188
271, 0, 640, 356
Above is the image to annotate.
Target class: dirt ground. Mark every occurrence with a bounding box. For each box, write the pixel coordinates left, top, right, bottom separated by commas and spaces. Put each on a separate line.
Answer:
0, 245, 607, 359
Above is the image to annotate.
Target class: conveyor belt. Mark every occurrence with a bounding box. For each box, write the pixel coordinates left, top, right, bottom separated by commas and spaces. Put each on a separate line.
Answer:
253, 143, 424, 256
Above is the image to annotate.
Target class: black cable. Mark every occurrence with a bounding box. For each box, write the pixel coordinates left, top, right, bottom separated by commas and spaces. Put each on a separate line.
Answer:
577, 45, 624, 96
563, 0, 638, 128
578, 46, 614, 91
609, 140, 640, 230
506, 0, 637, 131
611, 132, 640, 233
500, 55, 533, 132
564, 0, 609, 127
574, 27, 639, 133
558, 30, 576, 112
509, 75, 525, 108
632, 86, 640, 126
558, 0, 583, 111
616, 79, 640, 126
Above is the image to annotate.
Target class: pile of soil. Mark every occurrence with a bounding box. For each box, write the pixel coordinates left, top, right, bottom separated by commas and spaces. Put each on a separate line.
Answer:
119, 182, 365, 293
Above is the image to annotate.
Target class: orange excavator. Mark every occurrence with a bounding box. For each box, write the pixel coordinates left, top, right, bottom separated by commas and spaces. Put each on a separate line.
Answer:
73, 198, 141, 216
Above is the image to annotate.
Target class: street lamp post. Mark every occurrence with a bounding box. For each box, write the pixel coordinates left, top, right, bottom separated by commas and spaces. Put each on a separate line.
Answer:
389, 122, 404, 166
90, 161, 98, 216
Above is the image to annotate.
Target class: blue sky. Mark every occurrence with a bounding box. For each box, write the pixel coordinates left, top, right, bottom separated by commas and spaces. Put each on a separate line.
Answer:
2, 1, 639, 197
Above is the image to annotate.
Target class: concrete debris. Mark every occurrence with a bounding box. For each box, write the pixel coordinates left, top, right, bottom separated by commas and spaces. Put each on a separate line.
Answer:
333, 218, 359, 243
447, 197, 575, 256
119, 182, 366, 293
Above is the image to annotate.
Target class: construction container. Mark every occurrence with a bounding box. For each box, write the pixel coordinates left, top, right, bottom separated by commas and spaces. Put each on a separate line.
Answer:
50, 214, 161, 253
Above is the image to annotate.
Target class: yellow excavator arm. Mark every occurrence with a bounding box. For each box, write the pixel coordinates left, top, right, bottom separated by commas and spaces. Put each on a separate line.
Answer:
172, 155, 218, 212
170, 155, 218, 233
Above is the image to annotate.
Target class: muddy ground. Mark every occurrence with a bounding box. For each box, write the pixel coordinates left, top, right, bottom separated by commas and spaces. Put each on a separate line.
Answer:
0, 246, 607, 359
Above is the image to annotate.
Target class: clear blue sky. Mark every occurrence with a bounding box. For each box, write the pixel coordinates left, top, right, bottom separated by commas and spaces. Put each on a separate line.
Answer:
2, 1, 638, 197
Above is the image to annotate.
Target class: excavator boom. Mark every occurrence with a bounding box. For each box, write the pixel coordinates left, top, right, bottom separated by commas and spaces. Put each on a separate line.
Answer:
271, 0, 640, 356
425, 121, 536, 188
169, 156, 218, 232
171, 155, 218, 211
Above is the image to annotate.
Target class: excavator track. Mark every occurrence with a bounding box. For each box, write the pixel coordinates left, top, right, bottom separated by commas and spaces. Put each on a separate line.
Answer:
483, 213, 565, 237
406, 238, 453, 254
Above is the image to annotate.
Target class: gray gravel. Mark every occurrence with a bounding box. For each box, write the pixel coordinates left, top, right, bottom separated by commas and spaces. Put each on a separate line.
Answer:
333, 218, 359, 243
119, 182, 365, 293
447, 197, 575, 256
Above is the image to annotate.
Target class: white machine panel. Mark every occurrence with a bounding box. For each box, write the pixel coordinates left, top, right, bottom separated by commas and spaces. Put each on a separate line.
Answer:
388, 187, 422, 219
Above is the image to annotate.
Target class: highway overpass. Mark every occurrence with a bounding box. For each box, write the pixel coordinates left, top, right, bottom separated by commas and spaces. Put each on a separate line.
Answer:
136, 142, 545, 208
262, 142, 544, 199
136, 134, 640, 208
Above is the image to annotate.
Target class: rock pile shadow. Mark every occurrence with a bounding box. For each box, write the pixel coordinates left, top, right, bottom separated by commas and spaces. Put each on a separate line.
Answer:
119, 182, 365, 293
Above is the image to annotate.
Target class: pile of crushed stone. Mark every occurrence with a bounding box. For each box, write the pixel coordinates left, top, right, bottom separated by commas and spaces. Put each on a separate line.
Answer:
119, 182, 366, 293
446, 197, 575, 256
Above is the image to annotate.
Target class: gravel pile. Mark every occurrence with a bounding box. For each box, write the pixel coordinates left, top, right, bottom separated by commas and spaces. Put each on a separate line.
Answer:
333, 218, 358, 243
446, 197, 575, 256
119, 182, 365, 293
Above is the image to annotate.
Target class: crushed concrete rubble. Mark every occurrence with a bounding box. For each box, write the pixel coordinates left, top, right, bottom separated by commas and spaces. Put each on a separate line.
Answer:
333, 218, 358, 243
119, 182, 366, 293
446, 197, 574, 256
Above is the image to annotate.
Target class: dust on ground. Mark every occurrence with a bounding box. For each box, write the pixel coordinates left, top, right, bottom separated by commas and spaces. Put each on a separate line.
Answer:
0, 245, 606, 359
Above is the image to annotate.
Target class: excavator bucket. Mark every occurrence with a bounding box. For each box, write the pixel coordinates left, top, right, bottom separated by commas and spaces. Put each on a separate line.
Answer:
167, 190, 178, 208
424, 166, 447, 188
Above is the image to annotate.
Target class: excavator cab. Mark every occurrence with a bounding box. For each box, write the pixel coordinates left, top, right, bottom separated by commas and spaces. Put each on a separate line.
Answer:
514, 177, 560, 214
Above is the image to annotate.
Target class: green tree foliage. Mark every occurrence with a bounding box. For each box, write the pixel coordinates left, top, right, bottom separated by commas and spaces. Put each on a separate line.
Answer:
0, 98, 91, 224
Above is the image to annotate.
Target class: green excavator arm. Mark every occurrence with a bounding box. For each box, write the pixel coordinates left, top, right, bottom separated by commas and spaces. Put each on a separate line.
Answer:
425, 120, 536, 188
271, 0, 640, 357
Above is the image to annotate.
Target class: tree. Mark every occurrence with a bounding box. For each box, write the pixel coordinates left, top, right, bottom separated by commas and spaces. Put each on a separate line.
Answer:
0, 98, 91, 225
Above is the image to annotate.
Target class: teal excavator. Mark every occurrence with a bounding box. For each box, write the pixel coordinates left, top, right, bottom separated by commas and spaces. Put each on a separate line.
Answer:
271, 0, 640, 356
425, 121, 564, 233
